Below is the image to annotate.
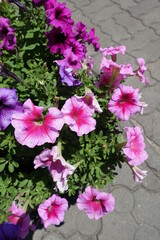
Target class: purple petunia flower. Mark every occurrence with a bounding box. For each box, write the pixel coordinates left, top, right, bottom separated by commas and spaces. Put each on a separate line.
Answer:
0, 222, 21, 240
59, 62, 81, 86
0, 88, 23, 131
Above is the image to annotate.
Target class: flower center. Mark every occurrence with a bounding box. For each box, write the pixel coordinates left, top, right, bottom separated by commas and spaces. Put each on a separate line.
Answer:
34, 118, 43, 125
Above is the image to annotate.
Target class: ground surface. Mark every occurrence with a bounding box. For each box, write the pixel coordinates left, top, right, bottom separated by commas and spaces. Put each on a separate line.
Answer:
31, 0, 160, 239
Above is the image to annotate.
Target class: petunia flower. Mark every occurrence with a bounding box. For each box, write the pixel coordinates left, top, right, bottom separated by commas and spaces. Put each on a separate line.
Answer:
100, 45, 126, 62
58, 62, 81, 86
7, 202, 35, 239
76, 87, 102, 113
61, 95, 96, 136
136, 58, 150, 85
38, 194, 68, 228
87, 28, 100, 51
131, 166, 147, 183
108, 84, 147, 121
34, 145, 75, 192
0, 222, 21, 240
77, 186, 115, 220
11, 99, 64, 148
123, 126, 148, 166
0, 88, 23, 131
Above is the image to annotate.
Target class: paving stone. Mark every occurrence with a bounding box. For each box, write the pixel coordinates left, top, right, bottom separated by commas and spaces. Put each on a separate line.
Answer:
71, 9, 94, 29
142, 7, 160, 26
98, 212, 137, 240
135, 224, 160, 240
111, 186, 135, 212
132, 188, 160, 230
42, 232, 65, 240
76, 211, 101, 236
32, 229, 46, 240
112, 0, 137, 9
68, 233, 88, 240
142, 163, 160, 192
152, 22, 160, 35
100, 19, 131, 42
114, 11, 145, 35
128, 0, 160, 18
145, 138, 160, 172
82, 0, 113, 16
68, 0, 90, 8
131, 39, 160, 63
147, 59, 160, 81
46, 205, 79, 238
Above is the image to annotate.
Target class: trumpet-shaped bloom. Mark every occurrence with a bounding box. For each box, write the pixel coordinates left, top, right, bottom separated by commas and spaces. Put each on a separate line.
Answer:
77, 186, 115, 220
11, 99, 64, 148
34, 146, 75, 192
38, 194, 68, 228
131, 166, 147, 183
59, 62, 81, 86
7, 202, 35, 239
108, 84, 147, 121
0, 88, 23, 131
100, 45, 126, 62
61, 96, 96, 136
123, 126, 148, 166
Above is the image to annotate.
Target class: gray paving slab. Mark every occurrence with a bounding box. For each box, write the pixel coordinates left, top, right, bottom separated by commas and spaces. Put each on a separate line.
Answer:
31, 0, 160, 239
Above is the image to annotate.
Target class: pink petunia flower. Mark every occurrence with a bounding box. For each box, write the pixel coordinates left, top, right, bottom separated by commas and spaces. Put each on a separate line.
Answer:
7, 202, 36, 239
136, 58, 150, 85
11, 99, 64, 148
123, 126, 148, 166
108, 84, 147, 121
100, 45, 126, 62
76, 88, 102, 113
77, 186, 115, 220
38, 194, 68, 228
61, 95, 96, 136
34, 145, 75, 192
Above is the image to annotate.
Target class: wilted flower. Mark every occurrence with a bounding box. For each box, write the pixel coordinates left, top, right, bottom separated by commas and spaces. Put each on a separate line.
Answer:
123, 126, 148, 166
38, 194, 68, 228
34, 145, 75, 192
136, 58, 150, 85
132, 166, 147, 183
61, 95, 96, 136
11, 99, 64, 148
0, 88, 23, 131
77, 186, 115, 220
7, 202, 35, 239
108, 84, 147, 121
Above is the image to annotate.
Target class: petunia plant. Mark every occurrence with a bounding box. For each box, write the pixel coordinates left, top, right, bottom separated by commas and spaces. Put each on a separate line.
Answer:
0, 0, 149, 238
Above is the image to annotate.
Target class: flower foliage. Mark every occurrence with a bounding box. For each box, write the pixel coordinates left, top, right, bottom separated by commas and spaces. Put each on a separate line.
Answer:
0, 0, 149, 237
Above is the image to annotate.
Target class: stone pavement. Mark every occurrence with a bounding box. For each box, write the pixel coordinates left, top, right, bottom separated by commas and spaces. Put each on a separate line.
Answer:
31, 0, 160, 239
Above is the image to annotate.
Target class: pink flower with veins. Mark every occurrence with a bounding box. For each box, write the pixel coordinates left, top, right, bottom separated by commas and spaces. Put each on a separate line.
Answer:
7, 202, 35, 239
76, 88, 102, 113
136, 58, 150, 85
11, 99, 64, 148
108, 84, 147, 121
77, 186, 115, 220
100, 45, 126, 62
123, 126, 148, 166
61, 95, 96, 136
38, 194, 68, 228
34, 145, 75, 192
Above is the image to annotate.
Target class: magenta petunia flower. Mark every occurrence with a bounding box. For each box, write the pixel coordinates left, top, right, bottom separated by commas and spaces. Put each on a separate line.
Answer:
38, 194, 68, 228
108, 84, 147, 121
46, 1, 74, 32
7, 202, 36, 239
75, 21, 88, 41
61, 95, 96, 136
34, 145, 75, 192
0, 17, 16, 52
87, 28, 100, 51
77, 186, 115, 220
136, 58, 150, 85
33, 0, 45, 6
123, 126, 148, 166
11, 99, 64, 148
0, 88, 23, 131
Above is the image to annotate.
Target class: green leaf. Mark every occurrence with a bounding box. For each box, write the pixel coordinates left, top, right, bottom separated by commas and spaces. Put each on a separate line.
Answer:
22, 44, 36, 51
8, 163, 14, 173
0, 163, 7, 172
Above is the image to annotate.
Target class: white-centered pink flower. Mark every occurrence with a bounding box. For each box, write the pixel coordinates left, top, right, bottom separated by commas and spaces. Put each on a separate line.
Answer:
123, 126, 148, 166
108, 84, 147, 121
7, 202, 35, 239
136, 58, 150, 85
34, 145, 75, 192
77, 186, 115, 220
38, 194, 68, 228
61, 95, 96, 136
11, 99, 64, 148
